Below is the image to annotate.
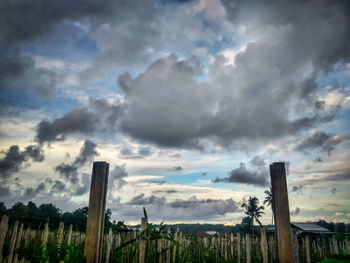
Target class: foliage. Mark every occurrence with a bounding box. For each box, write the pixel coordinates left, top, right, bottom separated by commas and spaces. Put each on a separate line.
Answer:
0, 202, 7, 216
241, 196, 265, 228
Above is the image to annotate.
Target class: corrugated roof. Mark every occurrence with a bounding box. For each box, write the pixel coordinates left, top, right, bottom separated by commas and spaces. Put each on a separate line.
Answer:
291, 222, 331, 233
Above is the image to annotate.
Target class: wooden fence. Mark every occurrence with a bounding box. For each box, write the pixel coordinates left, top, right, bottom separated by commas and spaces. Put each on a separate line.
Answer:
0, 215, 349, 263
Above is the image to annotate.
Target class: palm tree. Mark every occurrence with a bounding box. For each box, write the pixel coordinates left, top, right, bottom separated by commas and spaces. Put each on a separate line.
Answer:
241, 196, 265, 238
263, 187, 275, 225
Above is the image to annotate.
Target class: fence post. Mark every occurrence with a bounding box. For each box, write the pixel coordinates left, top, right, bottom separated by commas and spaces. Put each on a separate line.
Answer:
237, 233, 241, 263
246, 234, 251, 263
8, 220, 19, 263
105, 227, 113, 263
139, 217, 148, 263
305, 235, 311, 263
292, 228, 299, 263
0, 215, 9, 263
57, 222, 64, 245
13, 222, 24, 263
261, 228, 268, 263
84, 161, 110, 263
67, 224, 73, 245
270, 162, 294, 263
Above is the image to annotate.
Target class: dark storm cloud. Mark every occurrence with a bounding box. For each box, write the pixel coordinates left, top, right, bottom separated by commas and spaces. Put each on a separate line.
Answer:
23, 182, 46, 199
29, 0, 350, 149
50, 180, 66, 193
214, 163, 269, 187
290, 185, 303, 195
36, 99, 123, 144
54, 140, 98, 183
108, 165, 128, 190
296, 132, 350, 154
296, 132, 330, 151
0, 50, 62, 99
128, 194, 166, 206
0, 145, 44, 178
0, 185, 10, 198
0, 0, 116, 45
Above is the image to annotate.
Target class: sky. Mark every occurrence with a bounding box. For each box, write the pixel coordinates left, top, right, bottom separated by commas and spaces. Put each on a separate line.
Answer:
0, 0, 349, 225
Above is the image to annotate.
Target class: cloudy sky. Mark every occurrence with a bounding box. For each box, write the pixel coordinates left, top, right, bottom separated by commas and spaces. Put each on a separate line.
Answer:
0, 0, 349, 225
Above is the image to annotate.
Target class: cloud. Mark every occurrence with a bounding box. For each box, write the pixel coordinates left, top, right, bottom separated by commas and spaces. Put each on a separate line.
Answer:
36, 99, 123, 144
290, 185, 303, 195
108, 165, 128, 190
172, 166, 183, 171
331, 188, 336, 194
128, 194, 166, 206
54, 140, 98, 183
0, 145, 44, 179
111, 194, 241, 221
296, 132, 350, 154
290, 207, 301, 216
22, 183, 46, 200
0, 50, 62, 100
214, 162, 269, 187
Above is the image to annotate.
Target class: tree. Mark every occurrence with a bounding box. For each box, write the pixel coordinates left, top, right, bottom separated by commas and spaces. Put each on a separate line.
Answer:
263, 187, 275, 225
37, 203, 61, 228
9, 202, 29, 224
0, 202, 7, 217
241, 196, 265, 237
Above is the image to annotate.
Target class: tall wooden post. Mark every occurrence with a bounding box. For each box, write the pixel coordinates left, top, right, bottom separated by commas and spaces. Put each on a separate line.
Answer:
270, 162, 294, 263
84, 161, 109, 263
139, 217, 148, 263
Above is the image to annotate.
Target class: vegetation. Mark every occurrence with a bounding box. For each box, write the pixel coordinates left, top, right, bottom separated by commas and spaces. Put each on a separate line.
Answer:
241, 196, 265, 238
0, 201, 127, 233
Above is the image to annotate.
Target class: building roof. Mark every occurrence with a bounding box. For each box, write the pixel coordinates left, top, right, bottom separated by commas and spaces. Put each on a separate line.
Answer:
291, 222, 332, 234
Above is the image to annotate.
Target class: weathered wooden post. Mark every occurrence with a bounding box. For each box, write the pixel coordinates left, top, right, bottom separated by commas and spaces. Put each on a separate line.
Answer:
84, 161, 110, 263
0, 215, 9, 263
139, 216, 148, 263
67, 224, 73, 245
237, 233, 241, 263
246, 234, 251, 263
305, 235, 311, 263
261, 228, 268, 263
270, 162, 294, 263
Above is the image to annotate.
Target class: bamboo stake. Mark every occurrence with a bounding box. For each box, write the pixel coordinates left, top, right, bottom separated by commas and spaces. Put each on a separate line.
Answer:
139, 217, 147, 263
172, 231, 178, 263
246, 234, 251, 263
166, 229, 170, 263
105, 227, 112, 263
230, 233, 234, 260
237, 233, 241, 263
157, 238, 162, 263
57, 222, 64, 245
261, 228, 268, 263
67, 224, 73, 245
13, 223, 24, 263
8, 220, 19, 263
0, 215, 9, 263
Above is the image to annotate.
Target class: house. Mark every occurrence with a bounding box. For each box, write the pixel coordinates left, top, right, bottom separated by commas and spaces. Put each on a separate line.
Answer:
291, 222, 334, 236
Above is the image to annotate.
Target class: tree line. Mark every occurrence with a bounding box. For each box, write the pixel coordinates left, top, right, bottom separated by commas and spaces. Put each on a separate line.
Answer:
0, 201, 127, 233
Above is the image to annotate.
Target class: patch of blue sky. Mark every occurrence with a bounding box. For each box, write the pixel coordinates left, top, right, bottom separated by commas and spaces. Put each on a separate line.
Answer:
0, 89, 43, 111
20, 22, 98, 62
316, 63, 350, 89
165, 171, 225, 186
